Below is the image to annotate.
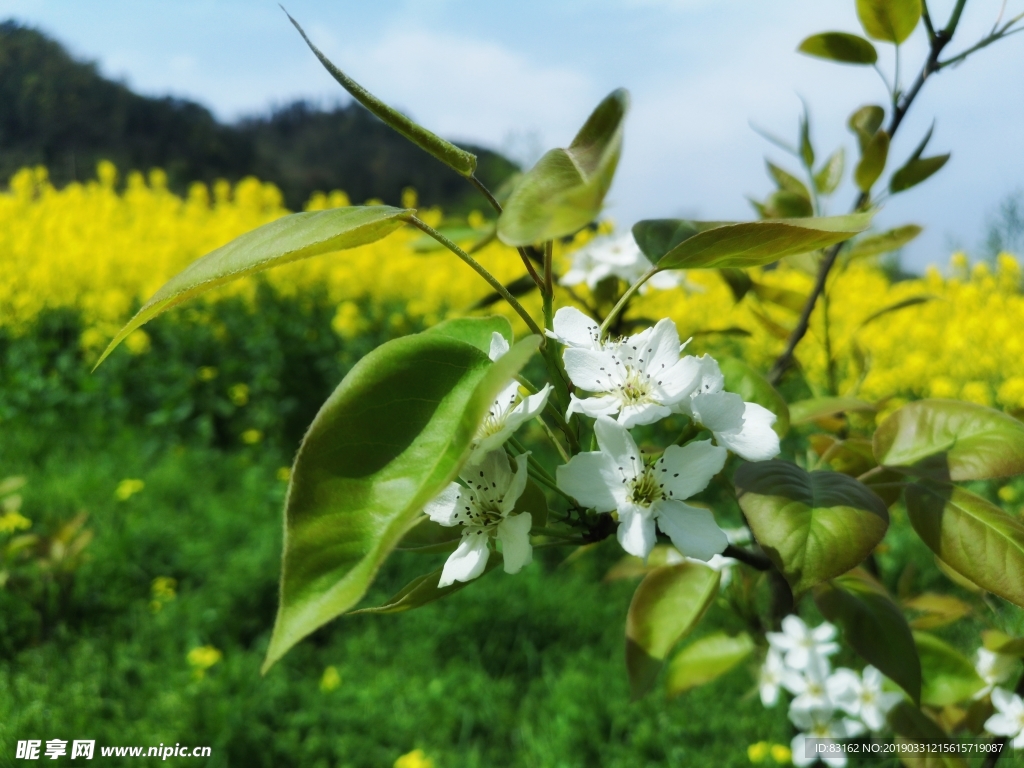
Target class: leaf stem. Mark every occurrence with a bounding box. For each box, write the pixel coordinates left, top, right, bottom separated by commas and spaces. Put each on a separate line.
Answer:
599, 266, 659, 338
467, 175, 545, 289
543, 241, 555, 327
409, 216, 544, 337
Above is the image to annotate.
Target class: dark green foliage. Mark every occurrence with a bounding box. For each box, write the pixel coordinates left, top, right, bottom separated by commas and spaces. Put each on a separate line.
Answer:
0, 22, 517, 212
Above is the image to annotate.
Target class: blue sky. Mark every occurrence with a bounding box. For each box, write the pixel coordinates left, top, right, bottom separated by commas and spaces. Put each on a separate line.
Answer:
2, 0, 1022, 270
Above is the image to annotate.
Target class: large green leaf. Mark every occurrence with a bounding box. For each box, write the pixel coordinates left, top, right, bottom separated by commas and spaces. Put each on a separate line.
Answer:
96, 206, 411, 367
735, 461, 889, 593
764, 190, 814, 219
262, 334, 540, 672
914, 631, 984, 706
789, 396, 877, 425
799, 32, 879, 64
873, 399, 1024, 480
633, 213, 872, 270
423, 316, 513, 353
719, 357, 790, 436
905, 482, 1024, 608
857, 0, 922, 44
846, 225, 922, 260
665, 632, 754, 697
890, 155, 950, 194
497, 89, 628, 246
285, 12, 476, 177
814, 570, 921, 702
625, 563, 719, 699
350, 556, 502, 615
855, 130, 890, 192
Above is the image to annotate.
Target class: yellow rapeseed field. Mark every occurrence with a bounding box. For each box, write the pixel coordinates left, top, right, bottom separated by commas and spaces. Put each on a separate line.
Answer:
2, 162, 1021, 413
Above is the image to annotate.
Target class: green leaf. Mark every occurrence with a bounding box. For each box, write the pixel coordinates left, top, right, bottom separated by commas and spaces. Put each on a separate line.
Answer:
858, 296, 935, 328
262, 334, 540, 672
625, 563, 720, 699
764, 190, 814, 219
665, 632, 754, 697
799, 108, 815, 169
767, 162, 811, 200
497, 89, 628, 246
423, 316, 513, 353
735, 461, 889, 593
810, 435, 878, 477
719, 357, 790, 437
350, 556, 502, 615
905, 482, 1024, 609
846, 225, 923, 259
799, 32, 879, 64
855, 130, 890, 192
890, 154, 950, 194
814, 149, 846, 195
285, 12, 476, 177
873, 399, 1024, 480
635, 213, 873, 270
914, 631, 984, 706
633, 219, 738, 263
857, 0, 923, 44
96, 206, 410, 367
789, 396, 877, 425
717, 267, 754, 302
814, 570, 921, 703
848, 106, 886, 150
412, 225, 490, 252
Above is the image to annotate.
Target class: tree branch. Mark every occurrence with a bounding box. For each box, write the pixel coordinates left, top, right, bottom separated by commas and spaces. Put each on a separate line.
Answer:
724, 544, 773, 571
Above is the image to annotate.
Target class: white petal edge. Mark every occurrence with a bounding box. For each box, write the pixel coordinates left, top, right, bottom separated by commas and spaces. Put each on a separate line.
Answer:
498, 512, 533, 574
438, 532, 491, 588
423, 483, 464, 526
714, 402, 781, 462
653, 500, 728, 561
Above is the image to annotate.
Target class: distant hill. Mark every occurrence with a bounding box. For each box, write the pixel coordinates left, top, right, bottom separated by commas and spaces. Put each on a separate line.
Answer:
0, 21, 517, 212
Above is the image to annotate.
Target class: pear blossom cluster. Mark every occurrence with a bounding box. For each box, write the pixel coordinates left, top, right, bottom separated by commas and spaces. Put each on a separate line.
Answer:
759, 616, 902, 768
560, 233, 689, 293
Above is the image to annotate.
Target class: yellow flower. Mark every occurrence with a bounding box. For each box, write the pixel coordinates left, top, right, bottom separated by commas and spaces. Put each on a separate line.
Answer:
124, 329, 151, 355
0, 511, 31, 533
152, 576, 177, 601
197, 366, 219, 382
115, 479, 145, 501
276, 466, 291, 483
187, 645, 222, 678
748, 741, 770, 763
770, 743, 792, 764
319, 666, 341, 692
394, 749, 434, 768
228, 383, 250, 406
999, 485, 1019, 503
241, 429, 263, 445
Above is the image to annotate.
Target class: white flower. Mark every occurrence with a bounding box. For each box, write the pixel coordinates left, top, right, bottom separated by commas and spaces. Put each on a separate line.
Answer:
677, 355, 780, 462
424, 450, 534, 588
560, 315, 702, 428
827, 666, 903, 732
545, 306, 603, 350
974, 648, 1018, 699
470, 333, 552, 462
560, 233, 655, 290
767, 615, 840, 672
556, 416, 728, 561
790, 709, 866, 768
787, 654, 835, 715
986, 688, 1024, 747
760, 647, 801, 707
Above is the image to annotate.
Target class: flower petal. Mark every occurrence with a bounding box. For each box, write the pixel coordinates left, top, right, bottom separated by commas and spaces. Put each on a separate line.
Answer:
714, 402, 781, 462
548, 306, 601, 349
488, 331, 510, 362
653, 499, 728, 561
498, 512, 533, 574
651, 356, 702, 403
616, 503, 657, 559
657, 439, 727, 500
556, 452, 621, 511
462, 449, 513, 498
691, 391, 745, 433
438, 531, 491, 588
500, 453, 531, 515
563, 348, 620, 392
423, 482, 464, 526
594, 416, 644, 480
566, 393, 621, 422
639, 318, 682, 375
692, 354, 726, 395
618, 402, 672, 428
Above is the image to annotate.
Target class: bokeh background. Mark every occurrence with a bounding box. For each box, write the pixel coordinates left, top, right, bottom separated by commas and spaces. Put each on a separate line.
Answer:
0, 1, 1022, 766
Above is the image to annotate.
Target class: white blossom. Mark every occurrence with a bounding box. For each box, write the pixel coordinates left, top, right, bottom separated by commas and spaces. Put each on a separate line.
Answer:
677, 354, 780, 462
760, 647, 801, 707
986, 688, 1024, 748
974, 648, 1018, 699
424, 450, 534, 588
767, 615, 840, 672
556, 416, 728, 561
827, 666, 903, 732
560, 233, 690, 294
469, 333, 552, 462
786, 654, 835, 716
559, 315, 702, 428
790, 708, 866, 768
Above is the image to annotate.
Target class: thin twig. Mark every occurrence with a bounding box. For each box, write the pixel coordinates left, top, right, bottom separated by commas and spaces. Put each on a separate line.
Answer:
467, 174, 545, 289
409, 216, 544, 337
599, 266, 659, 337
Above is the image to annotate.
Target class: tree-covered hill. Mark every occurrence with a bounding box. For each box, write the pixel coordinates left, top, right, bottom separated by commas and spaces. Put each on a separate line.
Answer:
0, 21, 517, 212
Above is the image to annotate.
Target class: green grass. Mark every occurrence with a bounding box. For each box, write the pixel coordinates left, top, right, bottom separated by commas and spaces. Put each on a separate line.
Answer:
0, 427, 791, 768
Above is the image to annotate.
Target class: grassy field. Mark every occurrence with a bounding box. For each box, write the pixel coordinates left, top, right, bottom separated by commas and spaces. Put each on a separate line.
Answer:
0, 421, 798, 767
